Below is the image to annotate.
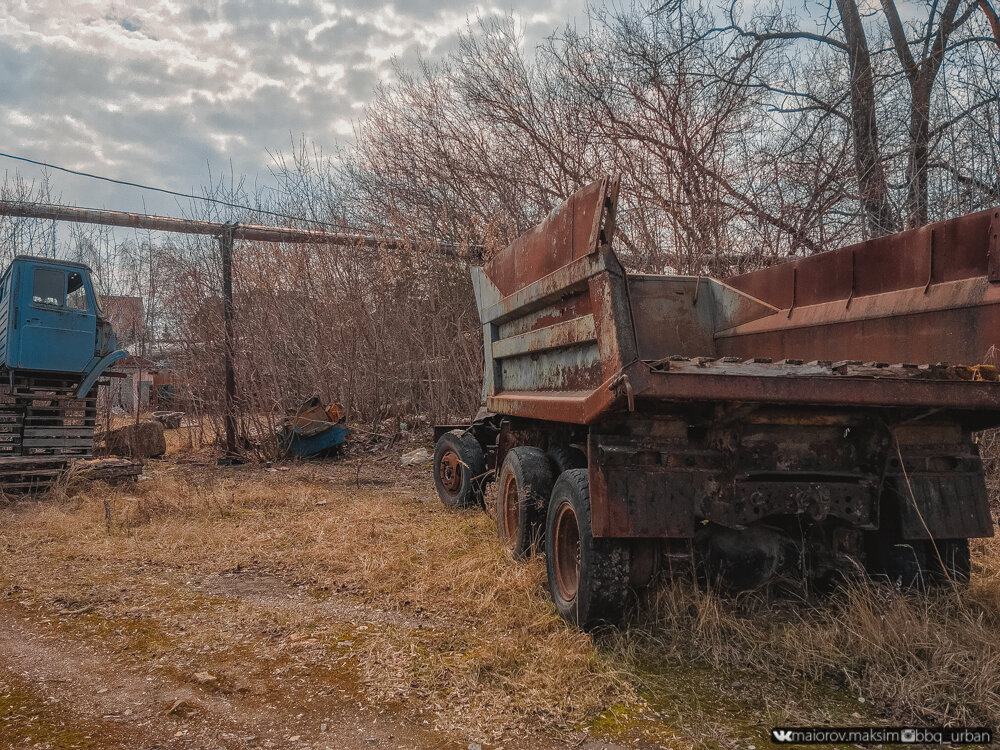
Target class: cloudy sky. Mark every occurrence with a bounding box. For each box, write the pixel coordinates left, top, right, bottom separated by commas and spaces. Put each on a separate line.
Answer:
1, 0, 587, 220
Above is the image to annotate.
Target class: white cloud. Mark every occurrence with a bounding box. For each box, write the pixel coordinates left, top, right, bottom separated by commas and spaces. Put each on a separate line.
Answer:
0, 0, 589, 218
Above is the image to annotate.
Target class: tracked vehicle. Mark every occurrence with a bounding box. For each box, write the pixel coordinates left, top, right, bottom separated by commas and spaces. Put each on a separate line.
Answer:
433, 178, 999, 628
0, 256, 126, 490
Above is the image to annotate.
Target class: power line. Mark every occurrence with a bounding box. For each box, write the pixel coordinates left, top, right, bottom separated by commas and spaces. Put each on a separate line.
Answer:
0, 150, 367, 234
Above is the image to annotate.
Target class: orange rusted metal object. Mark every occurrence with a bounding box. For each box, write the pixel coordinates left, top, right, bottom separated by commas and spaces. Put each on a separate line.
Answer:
474, 180, 1000, 423
445, 179, 997, 609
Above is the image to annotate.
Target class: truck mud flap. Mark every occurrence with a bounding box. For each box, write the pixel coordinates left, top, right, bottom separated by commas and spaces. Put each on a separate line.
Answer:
894, 472, 994, 539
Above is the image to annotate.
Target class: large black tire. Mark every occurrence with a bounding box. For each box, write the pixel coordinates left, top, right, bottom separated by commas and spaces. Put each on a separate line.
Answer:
545, 469, 630, 629
433, 430, 486, 509
496, 446, 555, 559
547, 444, 587, 474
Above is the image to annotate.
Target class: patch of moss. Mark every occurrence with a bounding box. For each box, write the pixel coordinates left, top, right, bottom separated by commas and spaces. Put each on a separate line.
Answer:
0, 678, 100, 748
613, 656, 879, 748
588, 701, 684, 746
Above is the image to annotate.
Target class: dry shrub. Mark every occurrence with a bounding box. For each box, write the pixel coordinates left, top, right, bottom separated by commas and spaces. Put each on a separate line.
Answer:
977, 429, 1000, 518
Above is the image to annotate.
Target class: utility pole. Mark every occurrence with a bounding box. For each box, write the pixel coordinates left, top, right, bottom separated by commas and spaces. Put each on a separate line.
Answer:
219, 225, 238, 458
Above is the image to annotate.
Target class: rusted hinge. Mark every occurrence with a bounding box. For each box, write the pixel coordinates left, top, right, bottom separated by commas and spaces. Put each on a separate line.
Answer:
988, 210, 1000, 282
609, 373, 635, 412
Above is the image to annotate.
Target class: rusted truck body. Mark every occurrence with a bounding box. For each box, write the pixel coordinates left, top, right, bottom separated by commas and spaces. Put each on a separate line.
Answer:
432, 178, 1000, 627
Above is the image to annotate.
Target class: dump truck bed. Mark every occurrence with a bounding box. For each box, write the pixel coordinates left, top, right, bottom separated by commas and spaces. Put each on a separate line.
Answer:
471, 179, 1000, 425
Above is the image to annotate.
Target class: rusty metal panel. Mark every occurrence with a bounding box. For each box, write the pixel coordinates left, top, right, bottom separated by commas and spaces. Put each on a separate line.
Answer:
475, 180, 623, 423
497, 290, 592, 338
628, 275, 777, 360
627, 359, 1000, 411
897, 473, 994, 539
471, 266, 502, 401
726, 208, 996, 309
481, 253, 606, 326
888, 428, 995, 539
492, 315, 596, 360
588, 252, 638, 383
486, 385, 618, 424
716, 277, 1000, 365
498, 344, 603, 391
588, 433, 700, 538
483, 178, 611, 297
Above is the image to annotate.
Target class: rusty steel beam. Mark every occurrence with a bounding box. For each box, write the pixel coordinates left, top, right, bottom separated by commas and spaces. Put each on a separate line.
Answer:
625, 361, 1000, 412
0, 200, 479, 257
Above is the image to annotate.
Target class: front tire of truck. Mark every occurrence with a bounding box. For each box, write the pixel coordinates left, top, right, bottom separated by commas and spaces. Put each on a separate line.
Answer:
496, 447, 554, 559
545, 469, 630, 629
433, 430, 486, 509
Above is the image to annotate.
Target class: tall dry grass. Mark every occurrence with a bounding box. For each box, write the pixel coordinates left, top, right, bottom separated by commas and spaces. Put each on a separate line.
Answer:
8, 462, 636, 744
607, 538, 1000, 728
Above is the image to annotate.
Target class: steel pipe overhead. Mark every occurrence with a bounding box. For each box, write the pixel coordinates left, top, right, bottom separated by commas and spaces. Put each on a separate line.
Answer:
0, 200, 479, 258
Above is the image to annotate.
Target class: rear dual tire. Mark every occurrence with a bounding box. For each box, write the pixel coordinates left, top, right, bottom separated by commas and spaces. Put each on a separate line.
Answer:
495, 446, 555, 559
545, 469, 630, 629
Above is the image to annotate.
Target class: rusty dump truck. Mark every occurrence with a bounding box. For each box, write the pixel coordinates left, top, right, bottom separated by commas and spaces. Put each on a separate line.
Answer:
432, 177, 1000, 628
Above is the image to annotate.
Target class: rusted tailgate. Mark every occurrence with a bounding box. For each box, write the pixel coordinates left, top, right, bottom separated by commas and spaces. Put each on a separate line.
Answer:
471, 178, 635, 424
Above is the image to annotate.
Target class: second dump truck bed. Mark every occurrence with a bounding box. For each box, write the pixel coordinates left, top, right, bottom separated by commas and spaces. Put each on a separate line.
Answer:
471, 178, 1000, 426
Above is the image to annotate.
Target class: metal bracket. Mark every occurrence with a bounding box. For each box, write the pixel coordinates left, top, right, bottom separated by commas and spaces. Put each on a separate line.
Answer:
846, 251, 856, 308
989, 210, 1000, 282
609, 373, 635, 412
787, 267, 797, 318
924, 228, 935, 293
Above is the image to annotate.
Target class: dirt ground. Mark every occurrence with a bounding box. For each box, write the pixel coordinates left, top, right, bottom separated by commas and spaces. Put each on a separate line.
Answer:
1, 433, 997, 749
0, 447, 655, 750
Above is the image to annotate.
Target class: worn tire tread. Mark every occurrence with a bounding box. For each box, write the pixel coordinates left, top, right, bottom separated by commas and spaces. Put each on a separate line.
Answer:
545, 468, 630, 629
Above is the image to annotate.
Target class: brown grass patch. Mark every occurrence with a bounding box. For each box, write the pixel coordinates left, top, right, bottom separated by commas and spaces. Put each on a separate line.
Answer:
1, 460, 634, 746
609, 536, 1000, 730
3, 456, 999, 747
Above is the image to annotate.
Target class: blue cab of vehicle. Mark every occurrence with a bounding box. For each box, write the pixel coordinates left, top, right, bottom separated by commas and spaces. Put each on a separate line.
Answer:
0, 256, 127, 395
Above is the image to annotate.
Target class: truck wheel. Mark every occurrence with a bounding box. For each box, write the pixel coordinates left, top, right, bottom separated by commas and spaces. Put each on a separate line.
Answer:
496, 446, 554, 559
433, 430, 486, 509
547, 445, 587, 474
545, 469, 630, 629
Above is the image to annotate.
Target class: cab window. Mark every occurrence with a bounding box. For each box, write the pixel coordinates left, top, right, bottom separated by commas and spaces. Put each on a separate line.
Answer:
32, 268, 64, 306
67, 272, 88, 311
